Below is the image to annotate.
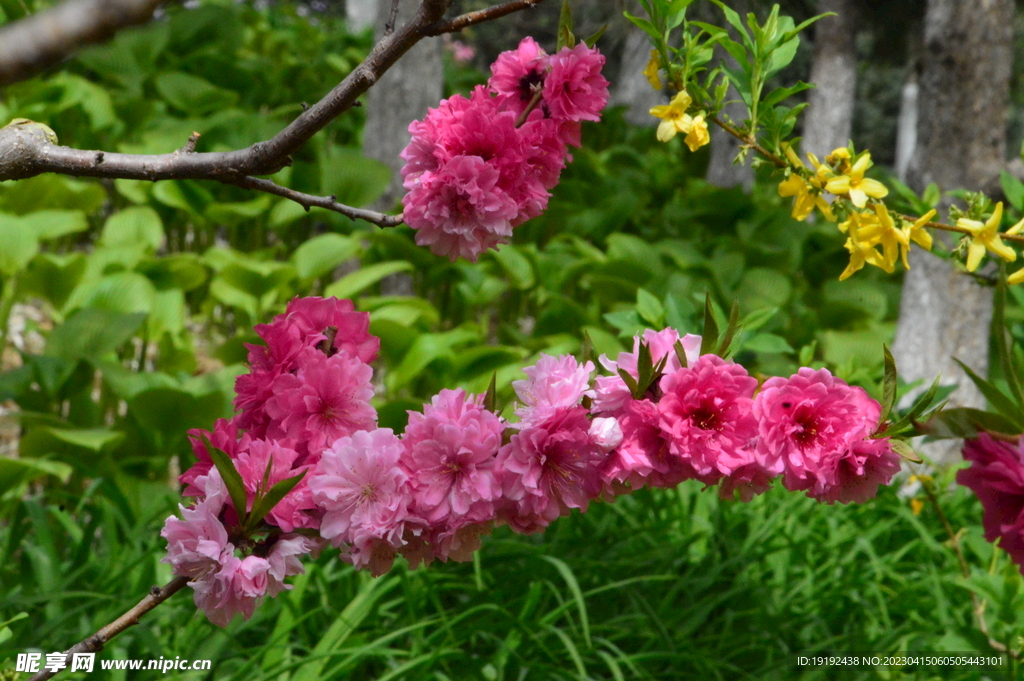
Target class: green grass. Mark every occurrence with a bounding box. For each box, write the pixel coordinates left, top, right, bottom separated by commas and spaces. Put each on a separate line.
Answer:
2, 470, 1020, 681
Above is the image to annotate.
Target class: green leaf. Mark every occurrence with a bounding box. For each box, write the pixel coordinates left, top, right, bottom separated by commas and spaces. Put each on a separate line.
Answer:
247, 471, 305, 530
762, 82, 813, 109
558, 0, 576, 49
0, 214, 39, 276
100, 206, 165, 251
673, 340, 689, 368
320, 147, 391, 208
888, 376, 944, 433
80, 272, 157, 315
386, 326, 479, 391
716, 301, 741, 357
20, 209, 89, 241
154, 72, 238, 115
635, 289, 665, 327
742, 333, 794, 354
890, 440, 922, 463
881, 345, 898, 423
708, 0, 753, 50
922, 407, 1020, 439
953, 359, 1024, 430
1001, 171, 1024, 212
0, 458, 72, 494
623, 11, 660, 43
484, 372, 498, 413
45, 308, 145, 360
699, 293, 719, 356
583, 24, 608, 48
46, 428, 124, 452
324, 261, 413, 300
292, 234, 359, 281
491, 245, 535, 290
207, 440, 249, 521
617, 368, 640, 399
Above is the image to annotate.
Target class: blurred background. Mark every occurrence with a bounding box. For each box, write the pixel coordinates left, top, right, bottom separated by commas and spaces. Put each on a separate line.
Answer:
2, 0, 1024, 678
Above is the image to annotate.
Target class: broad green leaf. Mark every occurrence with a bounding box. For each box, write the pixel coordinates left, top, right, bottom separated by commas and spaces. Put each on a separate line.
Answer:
742, 333, 793, 354
45, 308, 145, 360
325, 261, 413, 300
292, 233, 359, 281
137, 253, 208, 291
0, 458, 72, 494
0, 175, 105, 215
101, 206, 165, 251
0, 215, 39, 276
45, 428, 124, 452
635, 289, 665, 327
80, 271, 157, 315
923, 407, 1019, 439
623, 11, 661, 43
19, 209, 88, 240
491, 245, 535, 290
20, 253, 87, 311
155, 71, 238, 115
387, 326, 479, 391
205, 196, 272, 226
320, 147, 391, 208
129, 387, 228, 435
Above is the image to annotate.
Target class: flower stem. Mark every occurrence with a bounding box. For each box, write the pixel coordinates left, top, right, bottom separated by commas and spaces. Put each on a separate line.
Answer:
27, 576, 189, 681
515, 87, 545, 128
708, 115, 786, 168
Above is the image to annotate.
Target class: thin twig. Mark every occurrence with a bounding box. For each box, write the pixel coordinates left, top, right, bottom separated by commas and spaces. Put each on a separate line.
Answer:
708, 115, 787, 168
918, 474, 1016, 659
514, 87, 545, 128
385, 0, 402, 35
425, 0, 547, 35
233, 176, 405, 227
897, 214, 1024, 245
27, 576, 189, 681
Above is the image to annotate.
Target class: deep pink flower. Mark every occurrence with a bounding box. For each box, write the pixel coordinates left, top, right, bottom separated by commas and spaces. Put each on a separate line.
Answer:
403, 388, 503, 522
279, 297, 379, 364
601, 397, 698, 492
657, 355, 759, 481
496, 406, 606, 533
958, 434, 1024, 571
310, 429, 412, 575
544, 43, 609, 127
264, 350, 376, 456
754, 367, 899, 503
489, 37, 550, 116
403, 155, 519, 262
513, 354, 594, 426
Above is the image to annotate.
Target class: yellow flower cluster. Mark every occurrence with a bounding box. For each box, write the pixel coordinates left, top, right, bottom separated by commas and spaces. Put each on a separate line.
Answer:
648, 91, 710, 152
838, 205, 934, 280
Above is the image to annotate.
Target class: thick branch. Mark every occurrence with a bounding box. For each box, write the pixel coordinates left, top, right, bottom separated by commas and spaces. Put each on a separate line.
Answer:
0, 0, 164, 88
27, 576, 189, 681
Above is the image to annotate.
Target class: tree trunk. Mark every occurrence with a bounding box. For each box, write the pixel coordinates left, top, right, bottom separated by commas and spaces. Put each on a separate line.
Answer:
891, 0, 1014, 464
800, 0, 858, 160
363, 0, 443, 211
608, 23, 663, 127
346, 0, 376, 32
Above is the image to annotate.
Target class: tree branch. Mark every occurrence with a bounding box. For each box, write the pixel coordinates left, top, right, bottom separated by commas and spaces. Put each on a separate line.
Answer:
27, 576, 189, 681
234, 176, 405, 227
0, 0, 164, 88
0, 0, 550, 221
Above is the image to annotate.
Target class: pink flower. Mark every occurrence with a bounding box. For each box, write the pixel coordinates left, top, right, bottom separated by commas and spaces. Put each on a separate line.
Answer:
403, 389, 503, 523
232, 439, 316, 532
309, 429, 412, 575
513, 354, 594, 426
657, 355, 759, 481
264, 350, 376, 457
957, 434, 1024, 571
544, 43, 609, 130
161, 476, 232, 584
591, 329, 701, 415
489, 37, 549, 116
449, 39, 476, 65
589, 417, 623, 451
265, 534, 320, 597
403, 155, 519, 262
601, 397, 697, 492
754, 368, 899, 503
278, 297, 379, 364
496, 407, 605, 533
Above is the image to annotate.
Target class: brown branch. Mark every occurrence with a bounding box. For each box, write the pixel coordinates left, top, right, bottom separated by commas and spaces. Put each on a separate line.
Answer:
234, 176, 405, 227
425, 0, 547, 35
385, 0, 402, 35
0, 0, 550, 219
708, 115, 787, 168
0, 0, 164, 88
27, 576, 189, 681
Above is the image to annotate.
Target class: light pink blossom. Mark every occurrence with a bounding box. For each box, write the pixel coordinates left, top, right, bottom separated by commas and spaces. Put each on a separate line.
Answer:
513, 354, 594, 426
591, 329, 701, 414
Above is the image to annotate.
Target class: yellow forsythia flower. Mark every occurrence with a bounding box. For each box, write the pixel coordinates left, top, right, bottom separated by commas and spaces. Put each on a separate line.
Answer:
839, 235, 886, 280
824, 152, 889, 208
910, 498, 924, 516
644, 50, 662, 90
649, 91, 693, 143
904, 209, 936, 254
684, 114, 710, 152
956, 202, 1017, 271
855, 203, 909, 272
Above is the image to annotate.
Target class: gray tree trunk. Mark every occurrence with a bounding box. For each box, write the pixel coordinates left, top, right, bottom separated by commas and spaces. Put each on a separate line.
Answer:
892, 0, 1014, 464
363, 0, 443, 211
800, 0, 858, 160
609, 24, 663, 127
346, 0, 376, 32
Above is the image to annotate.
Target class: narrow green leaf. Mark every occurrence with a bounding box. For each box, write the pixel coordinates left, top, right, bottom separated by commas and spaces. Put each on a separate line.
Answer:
206, 438, 249, 523
248, 471, 306, 530
673, 339, 689, 368
699, 293, 719, 356
583, 24, 607, 48
890, 440, 922, 463
953, 358, 1024, 429
622, 11, 661, 43
483, 372, 497, 413
880, 345, 898, 423
708, 0, 753, 50
888, 376, 943, 433
716, 301, 741, 357
636, 288, 665, 327
922, 407, 1019, 439
541, 555, 591, 648
558, 0, 576, 50
618, 368, 640, 400
779, 12, 835, 44
579, 330, 594, 366
635, 341, 654, 391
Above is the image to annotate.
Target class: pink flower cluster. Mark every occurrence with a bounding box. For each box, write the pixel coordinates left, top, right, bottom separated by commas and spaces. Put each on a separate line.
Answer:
957, 434, 1024, 572
400, 37, 609, 262
163, 297, 899, 627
